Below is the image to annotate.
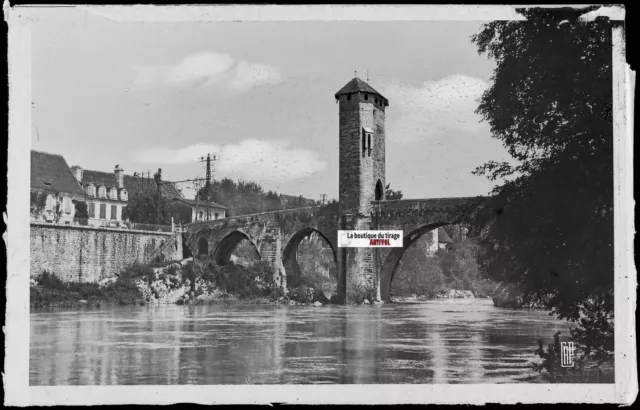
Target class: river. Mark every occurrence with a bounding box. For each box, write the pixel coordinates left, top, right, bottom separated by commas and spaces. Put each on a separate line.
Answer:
30, 299, 571, 385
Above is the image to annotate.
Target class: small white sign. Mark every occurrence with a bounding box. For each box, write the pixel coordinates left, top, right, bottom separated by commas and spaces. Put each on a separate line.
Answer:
561, 342, 575, 367
338, 230, 404, 248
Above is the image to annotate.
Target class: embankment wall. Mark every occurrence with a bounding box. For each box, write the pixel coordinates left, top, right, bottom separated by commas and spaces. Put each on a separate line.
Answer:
30, 222, 182, 283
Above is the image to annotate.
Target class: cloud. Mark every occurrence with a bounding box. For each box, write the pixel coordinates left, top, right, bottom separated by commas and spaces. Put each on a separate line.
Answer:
132, 52, 283, 92
382, 75, 490, 143
131, 140, 326, 183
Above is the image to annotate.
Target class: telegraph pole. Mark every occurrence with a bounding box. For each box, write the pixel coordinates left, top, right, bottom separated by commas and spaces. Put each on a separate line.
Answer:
198, 153, 219, 221
172, 152, 217, 295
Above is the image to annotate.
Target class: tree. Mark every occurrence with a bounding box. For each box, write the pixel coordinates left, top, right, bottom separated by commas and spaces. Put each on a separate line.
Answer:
471, 7, 613, 361
385, 183, 403, 200
122, 192, 175, 225
73, 200, 89, 219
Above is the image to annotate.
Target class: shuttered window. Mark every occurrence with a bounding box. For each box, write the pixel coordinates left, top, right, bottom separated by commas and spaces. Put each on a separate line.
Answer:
111, 205, 117, 220
45, 195, 55, 211
63, 197, 73, 214
100, 204, 106, 219
88, 203, 95, 218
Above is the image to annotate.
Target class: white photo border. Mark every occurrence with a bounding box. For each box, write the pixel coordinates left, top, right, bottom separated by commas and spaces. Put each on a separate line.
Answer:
4, 4, 636, 405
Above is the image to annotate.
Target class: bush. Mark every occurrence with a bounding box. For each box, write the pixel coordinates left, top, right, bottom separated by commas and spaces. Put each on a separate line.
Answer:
569, 294, 614, 366
533, 331, 572, 382
118, 264, 154, 284
207, 261, 277, 299
268, 287, 285, 301
37, 271, 67, 290
32, 270, 145, 308
392, 256, 446, 298
347, 281, 377, 304
289, 285, 315, 304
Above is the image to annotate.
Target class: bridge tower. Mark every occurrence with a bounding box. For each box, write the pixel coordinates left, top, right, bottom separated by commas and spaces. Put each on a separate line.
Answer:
335, 77, 389, 301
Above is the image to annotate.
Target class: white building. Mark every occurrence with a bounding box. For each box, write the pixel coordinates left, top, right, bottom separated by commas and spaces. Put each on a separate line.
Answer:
171, 197, 228, 223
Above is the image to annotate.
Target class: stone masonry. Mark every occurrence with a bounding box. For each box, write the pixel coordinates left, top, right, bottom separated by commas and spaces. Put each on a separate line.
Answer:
30, 222, 182, 283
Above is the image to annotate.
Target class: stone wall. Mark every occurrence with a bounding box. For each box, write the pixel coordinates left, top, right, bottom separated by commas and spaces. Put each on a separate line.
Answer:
30, 222, 182, 283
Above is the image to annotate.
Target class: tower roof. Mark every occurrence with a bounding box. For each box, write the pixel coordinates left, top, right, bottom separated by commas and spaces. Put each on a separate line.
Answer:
335, 77, 389, 106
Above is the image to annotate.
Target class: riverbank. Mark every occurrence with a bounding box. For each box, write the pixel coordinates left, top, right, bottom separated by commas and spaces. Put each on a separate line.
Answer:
30, 260, 341, 309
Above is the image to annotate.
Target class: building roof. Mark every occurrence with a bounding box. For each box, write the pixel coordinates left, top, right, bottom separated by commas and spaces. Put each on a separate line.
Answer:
31, 150, 85, 197
334, 77, 389, 106
279, 194, 316, 206
80, 169, 183, 200
172, 197, 229, 210
438, 227, 453, 244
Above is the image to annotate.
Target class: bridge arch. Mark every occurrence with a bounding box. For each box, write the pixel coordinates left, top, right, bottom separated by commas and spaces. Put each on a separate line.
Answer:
212, 230, 261, 266
379, 222, 449, 301
282, 227, 338, 290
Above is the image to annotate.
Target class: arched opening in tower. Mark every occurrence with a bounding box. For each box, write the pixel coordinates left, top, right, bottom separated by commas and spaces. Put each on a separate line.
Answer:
375, 179, 384, 201
197, 237, 209, 259
282, 228, 338, 300
379, 223, 448, 301
212, 231, 261, 266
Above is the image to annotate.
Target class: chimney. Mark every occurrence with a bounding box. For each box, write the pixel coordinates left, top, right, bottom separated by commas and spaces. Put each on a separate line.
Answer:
70, 165, 83, 182
114, 165, 124, 188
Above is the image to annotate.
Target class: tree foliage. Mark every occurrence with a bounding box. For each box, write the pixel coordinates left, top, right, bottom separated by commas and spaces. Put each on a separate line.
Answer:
196, 178, 316, 216
385, 183, 403, 200
471, 7, 614, 358
122, 192, 175, 225
73, 200, 89, 219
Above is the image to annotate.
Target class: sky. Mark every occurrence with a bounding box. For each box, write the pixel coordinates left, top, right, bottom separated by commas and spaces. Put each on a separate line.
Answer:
31, 8, 513, 201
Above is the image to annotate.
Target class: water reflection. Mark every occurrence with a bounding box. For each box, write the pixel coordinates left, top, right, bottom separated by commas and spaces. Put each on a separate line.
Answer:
30, 299, 572, 385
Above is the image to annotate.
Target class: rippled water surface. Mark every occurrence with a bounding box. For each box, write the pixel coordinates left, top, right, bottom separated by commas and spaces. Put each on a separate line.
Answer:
30, 299, 571, 385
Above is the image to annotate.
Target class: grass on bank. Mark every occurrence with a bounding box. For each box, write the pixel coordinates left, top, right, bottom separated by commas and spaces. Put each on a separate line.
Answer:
30, 271, 146, 308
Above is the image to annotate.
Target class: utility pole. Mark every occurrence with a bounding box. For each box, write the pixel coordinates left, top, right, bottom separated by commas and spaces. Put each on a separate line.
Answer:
172, 152, 217, 296
198, 153, 219, 221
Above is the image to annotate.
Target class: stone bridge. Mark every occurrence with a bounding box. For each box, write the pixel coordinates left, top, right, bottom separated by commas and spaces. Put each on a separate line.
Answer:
184, 204, 340, 291
184, 196, 488, 303
183, 76, 493, 303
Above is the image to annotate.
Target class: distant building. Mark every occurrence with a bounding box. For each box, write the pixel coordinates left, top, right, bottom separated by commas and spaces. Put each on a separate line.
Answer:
30, 149, 192, 227
421, 227, 454, 257
171, 197, 228, 223
278, 194, 316, 208
437, 227, 453, 250
30, 150, 87, 224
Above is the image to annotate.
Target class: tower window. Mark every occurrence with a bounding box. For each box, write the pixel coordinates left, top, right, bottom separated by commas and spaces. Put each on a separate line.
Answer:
347, 95, 351, 101
362, 128, 366, 158
364, 94, 368, 101
368, 134, 372, 157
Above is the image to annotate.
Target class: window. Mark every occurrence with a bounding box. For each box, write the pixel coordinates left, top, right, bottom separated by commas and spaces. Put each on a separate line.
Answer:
86, 184, 96, 197
364, 93, 368, 101
110, 188, 117, 200
63, 197, 73, 214
375, 180, 383, 201
347, 95, 351, 101
199, 211, 203, 220
98, 186, 106, 199
111, 205, 117, 220
45, 195, 55, 212
215, 213, 219, 220
362, 128, 366, 158
368, 134, 372, 157
88, 203, 95, 218
120, 189, 128, 201
99, 204, 106, 219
